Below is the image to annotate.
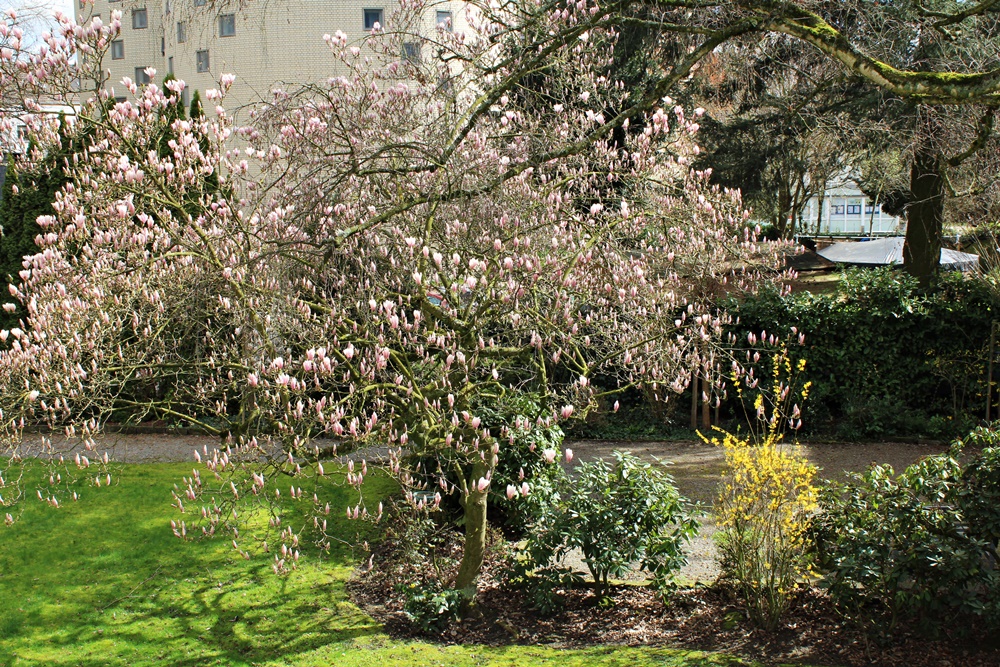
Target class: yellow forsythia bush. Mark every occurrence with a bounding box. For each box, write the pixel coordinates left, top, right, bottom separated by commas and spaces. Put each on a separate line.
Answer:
708, 429, 818, 630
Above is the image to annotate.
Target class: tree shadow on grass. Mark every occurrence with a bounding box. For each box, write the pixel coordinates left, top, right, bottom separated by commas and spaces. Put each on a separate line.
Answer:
0, 464, 382, 667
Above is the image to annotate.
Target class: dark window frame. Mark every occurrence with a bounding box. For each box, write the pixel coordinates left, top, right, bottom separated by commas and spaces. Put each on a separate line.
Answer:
402, 41, 421, 63
219, 14, 236, 37
363, 8, 384, 30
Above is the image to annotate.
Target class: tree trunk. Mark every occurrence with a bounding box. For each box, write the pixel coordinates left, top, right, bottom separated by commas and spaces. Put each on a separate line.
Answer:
903, 145, 944, 287
776, 178, 791, 238
815, 188, 825, 235
454, 467, 489, 612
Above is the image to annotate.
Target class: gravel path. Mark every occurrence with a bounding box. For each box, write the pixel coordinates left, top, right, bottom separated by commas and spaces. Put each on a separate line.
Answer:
20, 432, 222, 463
21, 431, 950, 583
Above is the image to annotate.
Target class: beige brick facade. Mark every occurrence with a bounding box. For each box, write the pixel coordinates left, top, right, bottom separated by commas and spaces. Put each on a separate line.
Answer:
78, 0, 464, 109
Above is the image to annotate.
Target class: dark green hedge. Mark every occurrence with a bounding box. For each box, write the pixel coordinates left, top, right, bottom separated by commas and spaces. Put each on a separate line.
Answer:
726, 268, 996, 439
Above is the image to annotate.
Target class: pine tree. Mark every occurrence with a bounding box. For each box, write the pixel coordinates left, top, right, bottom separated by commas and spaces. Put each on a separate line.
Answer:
0, 117, 77, 330
189, 89, 203, 120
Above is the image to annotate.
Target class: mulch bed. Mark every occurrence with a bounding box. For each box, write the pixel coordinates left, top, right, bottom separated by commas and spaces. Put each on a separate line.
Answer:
350, 547, 1000, 667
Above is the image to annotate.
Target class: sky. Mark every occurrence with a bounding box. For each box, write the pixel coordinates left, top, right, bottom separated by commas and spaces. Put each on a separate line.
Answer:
0, 0, 77, 48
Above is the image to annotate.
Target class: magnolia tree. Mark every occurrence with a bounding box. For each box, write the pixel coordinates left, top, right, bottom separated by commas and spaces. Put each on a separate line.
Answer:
0, 3, 791, 600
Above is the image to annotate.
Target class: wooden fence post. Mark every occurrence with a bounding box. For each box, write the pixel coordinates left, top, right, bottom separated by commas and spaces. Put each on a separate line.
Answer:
988, 322, 996, 423
701, 367, 711, 430
690, 367, 699, 429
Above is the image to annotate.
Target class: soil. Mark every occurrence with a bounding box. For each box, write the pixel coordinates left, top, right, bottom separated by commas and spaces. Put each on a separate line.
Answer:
351, 530, 1000, 667
349, 436, 996, 667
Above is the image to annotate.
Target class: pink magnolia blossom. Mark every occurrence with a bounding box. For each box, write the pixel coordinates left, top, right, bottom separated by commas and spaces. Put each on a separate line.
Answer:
0, 3, 790, 600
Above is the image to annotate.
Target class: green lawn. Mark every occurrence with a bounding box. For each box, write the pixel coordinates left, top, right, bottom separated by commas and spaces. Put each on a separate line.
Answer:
0, 462, 762, 667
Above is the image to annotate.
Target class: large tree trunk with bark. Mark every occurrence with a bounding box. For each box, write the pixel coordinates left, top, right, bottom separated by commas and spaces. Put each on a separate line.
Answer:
903, 144, 944, 287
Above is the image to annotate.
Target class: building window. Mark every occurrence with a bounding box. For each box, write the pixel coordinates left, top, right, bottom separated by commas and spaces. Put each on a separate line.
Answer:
132, 8, 148, 29
165, 0, 170, 13
832, 204, 845, 215
846, 204, 862, 215
177, 21, 186, 43
402, 41, 421, 63
194, 0, 207, 6
135, 67, 151, 85
114, 96, 127, 103
182, 87, 190, 109
161, 36, 165, 55
196, 49, 210, 73
363, 8, 383, 30
219, 14, 236, 37
168, 56, 174, 74
436, 10, 452, 30
111, 40, 125, 60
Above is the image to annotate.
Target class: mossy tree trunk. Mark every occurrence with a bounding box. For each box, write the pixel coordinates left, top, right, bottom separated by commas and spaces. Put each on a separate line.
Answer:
454, 461, 489, 613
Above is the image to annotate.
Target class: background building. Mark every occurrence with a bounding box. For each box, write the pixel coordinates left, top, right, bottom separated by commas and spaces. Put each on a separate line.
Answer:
798, 172, 904, 238
77, 0, 461, 109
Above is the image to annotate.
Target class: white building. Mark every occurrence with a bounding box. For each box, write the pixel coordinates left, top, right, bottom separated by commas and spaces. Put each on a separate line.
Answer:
799, 173, 904, 238
77, 0, 463, 108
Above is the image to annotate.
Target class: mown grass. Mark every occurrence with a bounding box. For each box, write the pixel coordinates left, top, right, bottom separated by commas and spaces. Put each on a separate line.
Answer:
0, 462, 765, 667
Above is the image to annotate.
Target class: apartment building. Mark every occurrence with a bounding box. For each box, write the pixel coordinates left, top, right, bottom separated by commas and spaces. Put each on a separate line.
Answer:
77, 0, 462, 109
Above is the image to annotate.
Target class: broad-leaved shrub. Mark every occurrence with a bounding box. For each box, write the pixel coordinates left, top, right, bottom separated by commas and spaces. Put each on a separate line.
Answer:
812, 436, 1000, 640
513, 451, 698, 604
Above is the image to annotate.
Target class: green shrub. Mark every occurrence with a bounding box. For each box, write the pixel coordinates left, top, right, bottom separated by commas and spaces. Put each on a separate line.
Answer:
402, 392, 565, 533
400, 580, 464, 632
505, 561, 585, 616
727, 268, 996, 437
955, 428, 1000, 553
483, 395, 566, 534
812, 439, 1000, 640
515, 451, 698, 602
